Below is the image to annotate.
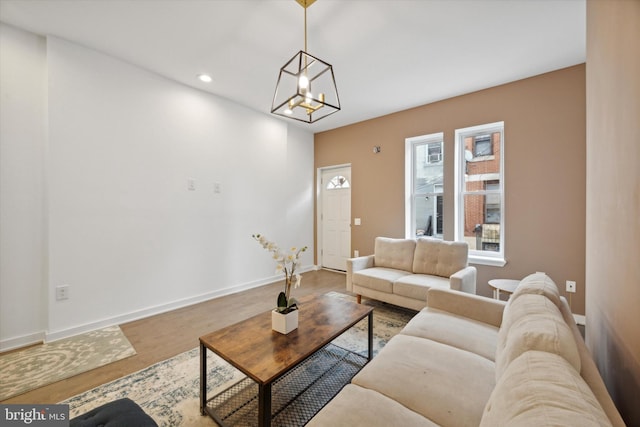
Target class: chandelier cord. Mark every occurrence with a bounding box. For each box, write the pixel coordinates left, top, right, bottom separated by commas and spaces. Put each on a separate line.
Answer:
304, 6, 307, 52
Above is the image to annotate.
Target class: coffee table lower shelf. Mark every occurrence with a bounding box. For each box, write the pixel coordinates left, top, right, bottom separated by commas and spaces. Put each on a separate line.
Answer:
204, 343, 367, 427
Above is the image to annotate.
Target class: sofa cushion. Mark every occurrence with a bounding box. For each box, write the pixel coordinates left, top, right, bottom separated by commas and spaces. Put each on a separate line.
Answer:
393, 274, 450, 301
496, 293, 581, 379
400, 307, 499, 361
307, 384, 439, 427
511, 272, 562, 308
374, 237, 416, 272
352, 334, 495, 427
352, 267, 411, 293
481, 351, 612, 427
412, 238, 468, 278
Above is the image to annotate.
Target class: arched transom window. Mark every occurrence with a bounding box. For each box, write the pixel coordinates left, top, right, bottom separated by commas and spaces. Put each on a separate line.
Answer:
326, 176, 350, 190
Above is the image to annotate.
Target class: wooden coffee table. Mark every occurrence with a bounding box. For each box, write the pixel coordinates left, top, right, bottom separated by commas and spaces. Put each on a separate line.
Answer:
199, 293, 374, 427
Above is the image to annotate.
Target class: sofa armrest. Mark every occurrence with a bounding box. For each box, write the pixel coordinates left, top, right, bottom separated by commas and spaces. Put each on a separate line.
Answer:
346, 255, 375, 292
427, 288, 506, 328
449, 266, 477, 294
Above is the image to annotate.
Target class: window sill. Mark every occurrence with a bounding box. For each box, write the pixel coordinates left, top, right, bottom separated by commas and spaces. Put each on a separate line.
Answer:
469, 155, 495, 162
469, 255, 507, 267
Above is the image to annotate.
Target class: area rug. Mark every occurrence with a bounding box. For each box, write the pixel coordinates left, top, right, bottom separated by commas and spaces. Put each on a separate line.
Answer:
63, 293, 416, 426
0, 326, 136, 401
326, 291, 417, 356
208, 344, 368, 426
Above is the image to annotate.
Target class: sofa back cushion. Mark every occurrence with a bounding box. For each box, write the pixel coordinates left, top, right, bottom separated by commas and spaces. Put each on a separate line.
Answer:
511, 272, 562, 308
412, 238, 468, 278
481, 351, 612, 427
496, 293, 581, 379
374, 237, 416, 272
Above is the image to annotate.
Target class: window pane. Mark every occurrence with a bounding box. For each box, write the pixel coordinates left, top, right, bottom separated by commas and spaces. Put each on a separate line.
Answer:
414, 141, 443, 237
464, 132, 501, 193
427, 142, 442, 164
327, 175, 350, 189
407, 132, 444, 239
455, 122, 504, 261
474, 135, 492, 156
462, 194, 501, 252
415, 195, 443, 237
414, 144, 443, 194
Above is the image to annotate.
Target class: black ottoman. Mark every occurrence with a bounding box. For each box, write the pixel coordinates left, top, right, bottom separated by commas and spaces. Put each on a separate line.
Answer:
70, 398, 158, 427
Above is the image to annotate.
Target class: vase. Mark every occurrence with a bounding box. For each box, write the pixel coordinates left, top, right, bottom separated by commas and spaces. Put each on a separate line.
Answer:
272, 309, 298, 334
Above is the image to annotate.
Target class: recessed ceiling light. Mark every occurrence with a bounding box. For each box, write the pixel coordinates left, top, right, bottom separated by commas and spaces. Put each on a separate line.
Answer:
197, 74, 212, 83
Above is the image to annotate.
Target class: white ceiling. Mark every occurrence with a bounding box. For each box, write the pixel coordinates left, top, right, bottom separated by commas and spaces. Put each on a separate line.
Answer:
0, 0, 586, 133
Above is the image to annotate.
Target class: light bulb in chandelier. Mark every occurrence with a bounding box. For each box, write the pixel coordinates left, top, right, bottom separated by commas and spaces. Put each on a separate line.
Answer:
299, 75, 310, 91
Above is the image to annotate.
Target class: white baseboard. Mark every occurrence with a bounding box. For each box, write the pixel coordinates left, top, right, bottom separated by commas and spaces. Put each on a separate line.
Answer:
0, 331, 45, 353
321, 267, 346, 274
42, 264, 316, 344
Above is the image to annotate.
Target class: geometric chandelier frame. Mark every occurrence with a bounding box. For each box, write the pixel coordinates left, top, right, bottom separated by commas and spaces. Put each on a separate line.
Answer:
270, 0, 340, 123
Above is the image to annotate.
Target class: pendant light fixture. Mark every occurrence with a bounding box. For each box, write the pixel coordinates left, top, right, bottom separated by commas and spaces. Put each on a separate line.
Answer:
271, 0, 340, 123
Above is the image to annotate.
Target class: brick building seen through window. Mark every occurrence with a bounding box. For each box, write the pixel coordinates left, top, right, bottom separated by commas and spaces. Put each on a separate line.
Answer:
463, 132, 501, 251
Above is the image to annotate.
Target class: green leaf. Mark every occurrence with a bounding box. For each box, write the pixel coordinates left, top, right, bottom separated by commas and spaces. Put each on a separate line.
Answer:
277, 291, 288, 312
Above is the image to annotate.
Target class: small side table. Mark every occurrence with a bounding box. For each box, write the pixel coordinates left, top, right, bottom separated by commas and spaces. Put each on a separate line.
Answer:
488, 279, 520, 300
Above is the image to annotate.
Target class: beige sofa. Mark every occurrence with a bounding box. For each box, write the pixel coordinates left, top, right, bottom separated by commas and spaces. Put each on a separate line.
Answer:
347, 237, 477, 311
309, 273, 625, 426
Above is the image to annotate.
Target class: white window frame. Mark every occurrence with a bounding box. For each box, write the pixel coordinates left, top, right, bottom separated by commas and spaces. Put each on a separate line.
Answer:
405, 132, 444, 239
454, 122, 506, 266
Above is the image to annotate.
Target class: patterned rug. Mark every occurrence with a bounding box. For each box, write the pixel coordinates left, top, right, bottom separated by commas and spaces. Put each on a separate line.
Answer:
208, 344, 368, 426
0, 326, 136, 401
63, 293, 416, 426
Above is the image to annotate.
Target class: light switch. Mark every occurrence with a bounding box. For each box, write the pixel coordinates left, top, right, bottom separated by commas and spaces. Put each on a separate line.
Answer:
354, 218, 361, 226
187, 179, 196, 191
214, 182, 222, 194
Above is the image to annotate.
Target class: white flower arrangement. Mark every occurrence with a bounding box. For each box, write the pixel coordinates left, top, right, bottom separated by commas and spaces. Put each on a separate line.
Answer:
253, 234, 307, 313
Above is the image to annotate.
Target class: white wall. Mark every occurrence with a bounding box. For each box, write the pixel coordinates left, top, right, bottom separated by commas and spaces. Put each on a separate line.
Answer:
0, 24, 47, 349
0, 24, 315, 349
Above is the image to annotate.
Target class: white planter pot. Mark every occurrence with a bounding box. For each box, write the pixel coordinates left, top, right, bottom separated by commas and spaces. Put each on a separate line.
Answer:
272, 309, 298, 334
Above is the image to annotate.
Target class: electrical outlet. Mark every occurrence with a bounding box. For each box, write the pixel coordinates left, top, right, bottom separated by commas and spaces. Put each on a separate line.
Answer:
566, 280, 576, 293
56, 285, 70, 300
354, 250, 359, 257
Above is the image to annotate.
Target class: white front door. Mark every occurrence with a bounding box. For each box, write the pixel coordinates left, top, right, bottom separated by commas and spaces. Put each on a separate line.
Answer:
320, 166, 351, 271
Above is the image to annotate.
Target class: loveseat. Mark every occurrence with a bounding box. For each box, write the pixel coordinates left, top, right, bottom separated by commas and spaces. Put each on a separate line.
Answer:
347, 237, 476, 311
309, 273, 625, 426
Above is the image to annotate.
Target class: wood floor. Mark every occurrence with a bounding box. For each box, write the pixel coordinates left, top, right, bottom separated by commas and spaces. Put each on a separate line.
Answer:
1, 269, 348, 405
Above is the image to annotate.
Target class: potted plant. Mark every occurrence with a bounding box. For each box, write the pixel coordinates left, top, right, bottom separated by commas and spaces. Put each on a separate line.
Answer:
253, 234, 307, 334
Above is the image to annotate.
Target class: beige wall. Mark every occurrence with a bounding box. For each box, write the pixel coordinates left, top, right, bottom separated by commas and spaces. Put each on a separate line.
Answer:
315, 64, 588, 314
586, 0, 640, 425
